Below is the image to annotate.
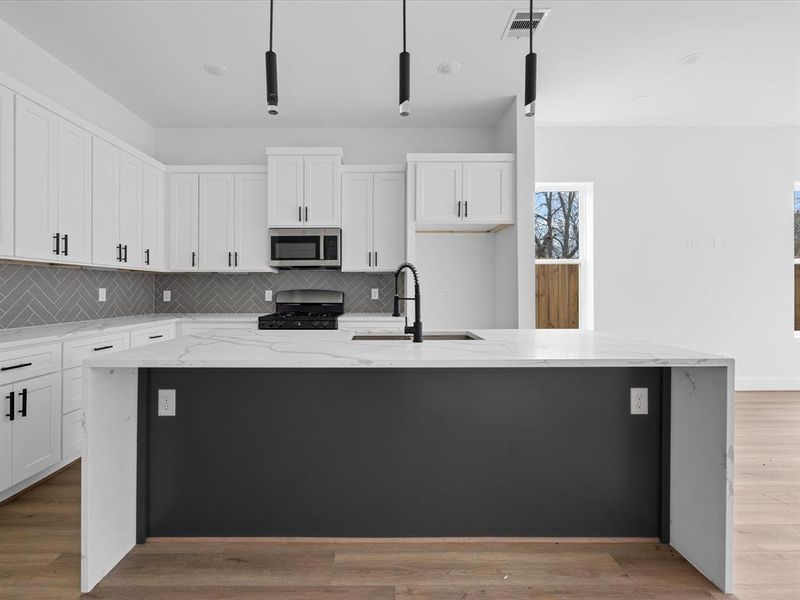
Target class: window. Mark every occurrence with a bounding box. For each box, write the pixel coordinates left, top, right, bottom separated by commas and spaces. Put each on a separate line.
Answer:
794, 185, 799, 331
535, 183, 593, 330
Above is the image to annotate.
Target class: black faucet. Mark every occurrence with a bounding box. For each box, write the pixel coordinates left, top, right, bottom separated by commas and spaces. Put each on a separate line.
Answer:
392, 262, 423, 343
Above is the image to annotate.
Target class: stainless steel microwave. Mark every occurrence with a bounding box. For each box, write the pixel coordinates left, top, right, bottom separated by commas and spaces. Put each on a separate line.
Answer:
268, 228, 341, 269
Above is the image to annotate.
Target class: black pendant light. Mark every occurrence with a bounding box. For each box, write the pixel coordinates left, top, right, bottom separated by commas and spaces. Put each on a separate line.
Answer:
524, 0, 537, 117
399, 0, 410, 116
265, 0, 278, 115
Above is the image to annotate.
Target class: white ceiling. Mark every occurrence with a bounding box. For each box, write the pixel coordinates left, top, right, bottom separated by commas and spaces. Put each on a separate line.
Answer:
0, 0, 798, 128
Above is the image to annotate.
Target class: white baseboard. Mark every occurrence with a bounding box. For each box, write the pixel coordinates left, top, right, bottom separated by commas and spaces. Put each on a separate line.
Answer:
736, 377, 800, 392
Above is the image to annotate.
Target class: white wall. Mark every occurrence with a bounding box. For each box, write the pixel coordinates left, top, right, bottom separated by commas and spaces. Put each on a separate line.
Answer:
155, 127, 496, 164
0, 19, 156, 154
414, 233, 497, 330
536, 127, 800, 390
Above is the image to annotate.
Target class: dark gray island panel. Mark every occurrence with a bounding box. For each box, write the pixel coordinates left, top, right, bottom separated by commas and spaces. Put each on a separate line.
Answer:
140, 367, 665, 538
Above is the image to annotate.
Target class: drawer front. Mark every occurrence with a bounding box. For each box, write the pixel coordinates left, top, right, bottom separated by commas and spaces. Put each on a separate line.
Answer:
62, 332, 130, 370
130, 324, 176, 348
338, 321, 405, 334
62, 409, 83, 462
180, 322, 252, 336
62, 366, 83, 415
0, 342, 61, 386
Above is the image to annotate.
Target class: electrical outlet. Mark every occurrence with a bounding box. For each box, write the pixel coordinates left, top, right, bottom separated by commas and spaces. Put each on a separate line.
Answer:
163, 290, 171, 302
98, 288, 106, 302
158, 389, 176, 416
371, 288, 379, 300
265, 290, 272, 301
630, 388, 648, 415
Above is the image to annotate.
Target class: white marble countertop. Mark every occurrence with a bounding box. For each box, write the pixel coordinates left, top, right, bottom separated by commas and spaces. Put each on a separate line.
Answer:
0, 313, 403, 349
83, 328, 732, 369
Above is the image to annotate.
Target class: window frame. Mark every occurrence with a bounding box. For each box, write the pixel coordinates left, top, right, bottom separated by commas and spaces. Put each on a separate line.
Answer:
535, 182, 594, 330
794, 183, 799, 334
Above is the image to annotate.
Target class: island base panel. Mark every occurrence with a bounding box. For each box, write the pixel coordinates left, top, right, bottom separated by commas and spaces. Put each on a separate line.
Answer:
141, 367, 664, 538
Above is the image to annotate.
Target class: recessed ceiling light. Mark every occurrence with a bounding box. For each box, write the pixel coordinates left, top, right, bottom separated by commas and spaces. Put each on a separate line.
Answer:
204, 62, 229, 77
678, 52, 708, 67
437, 60, 462, 75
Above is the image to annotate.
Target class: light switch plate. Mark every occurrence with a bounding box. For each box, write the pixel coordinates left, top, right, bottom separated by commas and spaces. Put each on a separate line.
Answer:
630, 388, 648, 415
265, 290, 272, 301
371, 288, 379, 300
163, 290, 171, 302
158, 389, 176, 416
98, 288, 106, 302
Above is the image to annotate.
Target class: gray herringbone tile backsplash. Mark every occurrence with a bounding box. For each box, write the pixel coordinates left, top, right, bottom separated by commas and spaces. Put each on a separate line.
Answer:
153, 271, 398, 314
0, 261, 155, 328
0, 262, 399, 329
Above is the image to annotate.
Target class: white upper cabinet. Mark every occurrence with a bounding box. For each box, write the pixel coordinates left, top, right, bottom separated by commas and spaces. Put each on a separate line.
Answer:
14, 95, 58, 261
91, 137, 120, 267
341, 169, 405, 272
234, 173, 268, 271
142, 163, 165, 270
462, 162, 512, 223
412, 155, 514, 228
267, 149, 342, 227
199, 174, 235, 271
56, 118, 92, 263
170, 174, 199, 271
304, 155, 340, 226
118, 151, 143, 268
0, 86, 13, 258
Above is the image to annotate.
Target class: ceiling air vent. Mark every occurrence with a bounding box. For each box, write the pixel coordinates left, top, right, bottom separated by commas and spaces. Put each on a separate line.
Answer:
502, 8, 550, 40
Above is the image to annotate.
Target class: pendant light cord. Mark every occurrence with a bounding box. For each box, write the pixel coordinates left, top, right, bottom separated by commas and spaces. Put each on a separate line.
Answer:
403, 0, 407, 52
269, 0, 274, 52
529, 0, 533, 53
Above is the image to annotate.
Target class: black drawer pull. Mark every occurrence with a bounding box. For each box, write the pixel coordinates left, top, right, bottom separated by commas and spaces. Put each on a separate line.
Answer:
53, 233, 60, 255
93, 345, 114, 351
123, 245, 128, 263
1, 362, 33, 372
62, 234, 69, 256
18, 388, 27, 418
145, 248, 150, 265
148, 334, 164, 340
234, 252, 238, 267
5, 391, 14, 421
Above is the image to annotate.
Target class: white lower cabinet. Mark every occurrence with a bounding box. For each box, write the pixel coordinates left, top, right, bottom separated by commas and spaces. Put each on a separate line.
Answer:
61, 366, 83, 415
62, 409, 83, 463
130, 323, 176, 348
62, 332, 130, 370
0, 372, 62, 487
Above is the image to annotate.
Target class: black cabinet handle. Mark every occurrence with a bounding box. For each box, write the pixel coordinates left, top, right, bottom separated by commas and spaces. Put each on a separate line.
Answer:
1, 362, 32, 372
18, 388, 27, 418
305, 206, 308, 222
93, 345, 114, 351
53, 233, 60, 255
228, 251, 232, 267
375, 251, 378, 266
457, 201, 461, 218
465, 201, 468, 218
116, 244, 122, 261
123, 245, 128, 262
192, 251, 196, 267
368, 252, 371, 267
62, 234, 68, 256
234, 252, 238, 267
298, 206, 302, 222
148, 334, 163, 340
5, 391, 14, 422
145, 248, 150, 265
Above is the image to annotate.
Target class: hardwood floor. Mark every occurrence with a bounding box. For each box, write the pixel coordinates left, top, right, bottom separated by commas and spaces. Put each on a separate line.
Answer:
0, 391, 796, 599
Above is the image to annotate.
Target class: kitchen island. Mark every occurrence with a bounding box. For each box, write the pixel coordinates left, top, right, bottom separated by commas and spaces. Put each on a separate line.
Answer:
81, 328, 734, 593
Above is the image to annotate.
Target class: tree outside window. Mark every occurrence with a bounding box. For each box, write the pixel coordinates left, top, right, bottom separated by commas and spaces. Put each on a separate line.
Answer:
535, 191, 579, 259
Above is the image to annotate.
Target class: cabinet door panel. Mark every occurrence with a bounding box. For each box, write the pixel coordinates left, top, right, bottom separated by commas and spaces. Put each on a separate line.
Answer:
415, 162, 461, 223
12, 373, 61, 485
142, 163, 164, 270
14, 96, 58, 260
170, 174, 199, 270
304, 155, 340, 226
57, 119, 92, 263
462, 162, 512, 223
0, 86, 13, 257
267, 155, 303, 227
199, 174, 235, 271
372, 172, 406, 272
234, 173, 268, 271
0, 384, 12, 490
92, 137, 120, 266
341, 173, 373, 271
118, 151, 142, 268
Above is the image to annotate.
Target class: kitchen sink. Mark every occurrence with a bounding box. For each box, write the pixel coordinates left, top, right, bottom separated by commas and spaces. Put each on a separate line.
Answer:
351, 332, 483, 341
